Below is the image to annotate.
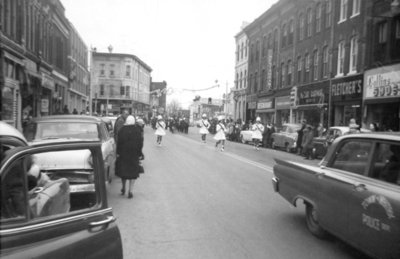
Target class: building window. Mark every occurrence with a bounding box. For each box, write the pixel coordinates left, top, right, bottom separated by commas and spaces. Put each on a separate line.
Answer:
109, 64, 115, 77
322, 46, 329, 78
262, 36, 266, 57
261, 69, 265, 90
273, 29, 279, 51
297, 56, 303, 82
240, 72, 243, 88
236, 73, 239, 88
349, 37, 358, 73
299, 14, 304, 41
316, 3, 321, 33
255, 72, 258, 92
280, 63, 286, 88
378, 22, 388, 43
288, 20, 294, 45
396, 19, 400, 39
126, 86, 130, 97
339, 0, 348, 22
307, 9, 312, 37
305, 53, 310, 82
245, 41, 248, 57
287, 60, 292, 86
100, 84, 104, 96
351, 0, 360, 17
256, 41, 260, 62
325, 0, 332, 28
100, 64, 105, 76
236, 44, 240, 62
313, 50, 319, 81
241, 42, 244, 59
126, 65, 131, 77
120, 86, 125, 96
244, 70, 247, 88
250, 43, 254, 64
281, 24, 287, 48
109, 85, 114, 96
271, 66, 276, 89
337, 41, 345, 76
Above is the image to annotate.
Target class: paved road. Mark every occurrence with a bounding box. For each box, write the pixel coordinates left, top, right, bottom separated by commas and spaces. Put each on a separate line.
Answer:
107, 126, 369, 259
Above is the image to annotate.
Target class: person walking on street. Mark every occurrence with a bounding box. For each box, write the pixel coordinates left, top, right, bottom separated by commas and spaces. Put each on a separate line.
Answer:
302, 125, 314, 160
214, 116, 227, 151
114, 109, 129, 143
297, 120, 307, 155
155, 115, 166, 146
199, 113, 210, 143
115, 115, 144, 199
252, 117, 265, 150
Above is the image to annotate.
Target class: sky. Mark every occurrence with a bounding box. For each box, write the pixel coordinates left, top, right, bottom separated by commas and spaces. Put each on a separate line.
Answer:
62, 0, 278, 108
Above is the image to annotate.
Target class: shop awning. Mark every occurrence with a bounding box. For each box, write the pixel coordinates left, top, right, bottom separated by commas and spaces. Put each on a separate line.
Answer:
256, 109, 275, 113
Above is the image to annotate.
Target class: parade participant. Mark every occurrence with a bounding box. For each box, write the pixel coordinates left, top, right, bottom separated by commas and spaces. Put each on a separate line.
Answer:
199, 113, 210, 143
214, 116, 227, 151
155, 115, 166, 146
113, 109, 129, 143
115, 115, 144, 199
251, 117, 265, 150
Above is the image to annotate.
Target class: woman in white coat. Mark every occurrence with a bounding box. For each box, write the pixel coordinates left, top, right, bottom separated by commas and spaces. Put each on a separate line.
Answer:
252, 117, 264, 150
214, 116, 227, 151
199, 113, 210, 143
155, 115, 166, 146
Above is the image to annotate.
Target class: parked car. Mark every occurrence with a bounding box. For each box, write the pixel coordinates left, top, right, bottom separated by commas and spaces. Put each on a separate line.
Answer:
271, 123, 302, 152
272, 132, 400, 259
239, 129, 253, 144
23, 115, 116, 183
0, 123, 123, 259
313, 126, 371, 159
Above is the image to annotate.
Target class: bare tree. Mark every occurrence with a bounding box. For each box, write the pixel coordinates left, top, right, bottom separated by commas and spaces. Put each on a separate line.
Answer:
167, 99, 182, 115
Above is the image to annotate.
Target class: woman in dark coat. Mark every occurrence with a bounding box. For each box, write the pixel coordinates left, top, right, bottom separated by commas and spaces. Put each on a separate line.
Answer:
116, 115, 143, 199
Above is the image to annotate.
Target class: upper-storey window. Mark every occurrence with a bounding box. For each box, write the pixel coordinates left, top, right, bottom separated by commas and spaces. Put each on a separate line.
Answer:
273, 29, 279, 51
256, 41, 260, 62
241, 42, 244, 59
236, 44, 240, 62
313, 50, 319, 81
100, 64, 105, 76
337, 41, 345, 76
262, 36, 267, 57
281, 24, 287, 48
316, 3, 321, 33
307, 8, 312, 37
288, 20, 294, 45
297, 56, 303, 83
322, 46, 329, 78
126, 65, 131, 77
325, 0, 332, 28
299, 14, 305, 41
396, 19, 400, 39
109, 64, 115, 77
339, 0, 348, 22
349, 37, 359, 73
351, 0, 360, 17
287, 60, 292, 86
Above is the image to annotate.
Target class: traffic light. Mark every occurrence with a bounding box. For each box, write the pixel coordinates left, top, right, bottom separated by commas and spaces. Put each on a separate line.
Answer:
208, 97, 212, 104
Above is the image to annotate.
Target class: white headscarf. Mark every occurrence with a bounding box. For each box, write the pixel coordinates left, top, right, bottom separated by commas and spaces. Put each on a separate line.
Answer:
124, 115, 136, 125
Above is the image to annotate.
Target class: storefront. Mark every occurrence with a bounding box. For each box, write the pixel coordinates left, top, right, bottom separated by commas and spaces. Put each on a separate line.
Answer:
256, 97, 274, 123
246, 94, 257, 123
363, 64, 400, 131
52, 71, 69, 115
275, 96, 291, 127
296, 81, 329, 128
41, 71, 55, 116
331, 74, 363, 127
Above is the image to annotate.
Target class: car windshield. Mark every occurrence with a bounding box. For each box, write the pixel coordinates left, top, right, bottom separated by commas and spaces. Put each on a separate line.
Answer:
26, 122, 99, 141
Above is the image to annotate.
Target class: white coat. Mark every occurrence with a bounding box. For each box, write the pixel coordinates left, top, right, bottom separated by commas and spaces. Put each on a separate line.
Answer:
199, 119, 210, 134
155, 120, 166, 136
213, 123, 226, 141
251, 123, 264, 140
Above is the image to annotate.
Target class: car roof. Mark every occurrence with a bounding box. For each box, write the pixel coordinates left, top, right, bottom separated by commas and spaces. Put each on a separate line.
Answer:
336, 132, 400, 142
32, 115, 103, 123
0, 121, 28, 144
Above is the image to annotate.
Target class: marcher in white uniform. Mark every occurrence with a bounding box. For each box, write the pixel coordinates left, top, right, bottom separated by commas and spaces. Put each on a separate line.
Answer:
214, 116, 227, 151
199, 113, 210, 143
155, 115, 166, 146
252, 117, 264, 150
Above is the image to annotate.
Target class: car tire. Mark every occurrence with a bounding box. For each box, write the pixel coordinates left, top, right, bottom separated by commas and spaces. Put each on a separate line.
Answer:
305, 203, 326, 238
285, 143, 292, 153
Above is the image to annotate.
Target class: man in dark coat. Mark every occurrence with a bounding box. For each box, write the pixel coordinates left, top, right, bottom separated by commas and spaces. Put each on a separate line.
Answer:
297, 120, 307, 155
115, 115, 144, 199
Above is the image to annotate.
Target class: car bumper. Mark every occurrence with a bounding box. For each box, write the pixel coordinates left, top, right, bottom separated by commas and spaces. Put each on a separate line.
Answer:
272, 176, 279, 192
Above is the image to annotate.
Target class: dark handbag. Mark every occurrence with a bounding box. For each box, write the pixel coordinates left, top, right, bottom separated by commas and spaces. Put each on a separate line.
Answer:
139, 162, 144, 174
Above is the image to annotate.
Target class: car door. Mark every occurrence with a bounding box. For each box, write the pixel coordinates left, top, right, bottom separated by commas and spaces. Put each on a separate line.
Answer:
347, 141, 400, 259
99, 122, 115, 182
0, 141, 123, 259
316, 139, 373, 240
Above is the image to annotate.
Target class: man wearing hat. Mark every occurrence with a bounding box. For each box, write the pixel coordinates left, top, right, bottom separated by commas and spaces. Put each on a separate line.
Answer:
302, 124, 314, 160
199, 113, 211, 143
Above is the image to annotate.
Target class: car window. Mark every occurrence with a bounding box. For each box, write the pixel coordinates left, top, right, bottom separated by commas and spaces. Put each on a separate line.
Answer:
1, 148, 98, 224
29, 122, 99, 141
371, 143, 400, 186
329, 140, 372, 175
